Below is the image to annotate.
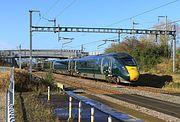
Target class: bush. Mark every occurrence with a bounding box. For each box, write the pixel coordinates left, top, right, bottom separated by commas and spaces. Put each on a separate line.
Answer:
105, 37, 166, 71
14, 68, 56, 93
0, 72, 10, 92
44, 69, 54, 83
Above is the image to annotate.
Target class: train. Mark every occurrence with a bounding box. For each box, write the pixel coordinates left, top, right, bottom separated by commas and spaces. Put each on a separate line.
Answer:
36, 52, 140, 83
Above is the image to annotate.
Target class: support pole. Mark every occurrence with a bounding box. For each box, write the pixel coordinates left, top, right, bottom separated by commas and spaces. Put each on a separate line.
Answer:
173, 39, 176, 72
48, 86, 50, 101
81, 44, 84, 57
78, 101, 82, 122
173, 25, 176, 72
19, 44, 22, 69
29, 10, 32, 81
118, 32, 120, 43
108, 116, 112, 122
165, 16, 168, 58
69, 97, 72, 120
12, 67, 14, 106
91, 107, 94, 122
29, 10, 40, 81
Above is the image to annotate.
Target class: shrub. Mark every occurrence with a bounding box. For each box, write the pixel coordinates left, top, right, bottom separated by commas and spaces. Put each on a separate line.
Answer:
105, 37, 166, 71
44, 69, 54, 83
0, 72, 10, 92
14, 68, 56, 92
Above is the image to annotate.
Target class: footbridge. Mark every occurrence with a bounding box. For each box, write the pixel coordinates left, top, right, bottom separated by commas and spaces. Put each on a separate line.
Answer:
0, 49, 89, 58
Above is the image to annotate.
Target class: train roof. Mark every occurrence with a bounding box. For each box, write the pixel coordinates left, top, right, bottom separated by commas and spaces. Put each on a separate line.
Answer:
76, 52, 132, 60
57, 52, 133, 62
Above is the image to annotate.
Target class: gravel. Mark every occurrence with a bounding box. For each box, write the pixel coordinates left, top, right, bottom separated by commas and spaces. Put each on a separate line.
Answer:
35, 72, 180, 121
109, 86, 180, 104
88, 92, 180, 122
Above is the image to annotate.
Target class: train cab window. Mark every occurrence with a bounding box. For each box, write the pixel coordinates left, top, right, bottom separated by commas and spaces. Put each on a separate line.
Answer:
121, 57, 136, 66
111, 58, 118, 68
114, 56, 136, 66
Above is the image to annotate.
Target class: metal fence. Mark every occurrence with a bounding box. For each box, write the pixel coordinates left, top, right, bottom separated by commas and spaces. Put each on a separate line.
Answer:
0, 67, 15, 122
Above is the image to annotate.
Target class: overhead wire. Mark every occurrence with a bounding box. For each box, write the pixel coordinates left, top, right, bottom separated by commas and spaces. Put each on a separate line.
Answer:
104, 0, 180, 27
55, 0, 77, 19
44, 0, 61, 16
70, 36, 117, 49
35, 0, 61, 25
35, 0, 180, 52
147, 19, 180, 29
88, 46, 108, 54
69, 0, 180, 50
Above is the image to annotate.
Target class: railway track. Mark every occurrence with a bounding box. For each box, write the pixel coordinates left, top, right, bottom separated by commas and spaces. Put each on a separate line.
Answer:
33, 71, 180, 121
36, 71, 178, 94
34, 72, 121, 95
107, 94, 180, 118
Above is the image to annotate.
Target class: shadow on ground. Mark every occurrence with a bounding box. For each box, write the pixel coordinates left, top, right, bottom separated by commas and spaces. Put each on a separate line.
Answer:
133, 73, 173, 88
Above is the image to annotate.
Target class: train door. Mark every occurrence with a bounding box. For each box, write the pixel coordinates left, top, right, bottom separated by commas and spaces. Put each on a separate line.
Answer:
74, 60, 78, 73
70, 60, 75, 75
68, 60, 71, 73
68, 59, 74, 75
101, 57, 112, 75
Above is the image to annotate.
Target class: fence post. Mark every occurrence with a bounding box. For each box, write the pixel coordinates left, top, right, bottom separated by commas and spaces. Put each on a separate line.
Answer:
91, 107, 94, 122
12, 67, 14, 106
78, 101, 82, 122
6, 91, 8, 122
69, 97, 72, 120
48, 86, 50, 101
108, 115, 112, 122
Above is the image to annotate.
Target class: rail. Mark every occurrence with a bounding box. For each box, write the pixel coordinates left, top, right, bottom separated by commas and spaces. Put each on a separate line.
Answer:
0, 67, 15, 122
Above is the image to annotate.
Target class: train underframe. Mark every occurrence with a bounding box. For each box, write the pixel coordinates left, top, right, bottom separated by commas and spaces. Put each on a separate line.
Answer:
53, 69, 130, 84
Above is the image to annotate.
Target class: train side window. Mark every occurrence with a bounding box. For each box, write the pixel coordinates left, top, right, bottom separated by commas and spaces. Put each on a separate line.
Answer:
95, 58, 100, 68
78, 61, 87, 68
112, 58, 118, 68
102, 57, 109, 67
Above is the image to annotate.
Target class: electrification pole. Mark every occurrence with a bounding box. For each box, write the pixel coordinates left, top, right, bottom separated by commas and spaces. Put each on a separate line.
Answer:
19, 44, 21, 69
158, 16, 168, 57
30, 10, 176, 72
29, 10, 40, 81
132, 20, 139, 37
173, 25, 176, 72
81, 44, 84, 57
118, 32, 120, 43
30, 10, 32, 81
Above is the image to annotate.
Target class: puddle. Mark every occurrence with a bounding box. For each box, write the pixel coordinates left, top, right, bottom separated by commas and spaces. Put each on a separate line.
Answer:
40, 93, 122, 122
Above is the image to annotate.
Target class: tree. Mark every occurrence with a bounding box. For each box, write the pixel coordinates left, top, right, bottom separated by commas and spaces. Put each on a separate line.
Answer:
105, 36, 165, 71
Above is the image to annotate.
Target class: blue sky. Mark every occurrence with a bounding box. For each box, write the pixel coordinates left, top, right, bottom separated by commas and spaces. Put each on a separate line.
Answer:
0, 0, 180, 53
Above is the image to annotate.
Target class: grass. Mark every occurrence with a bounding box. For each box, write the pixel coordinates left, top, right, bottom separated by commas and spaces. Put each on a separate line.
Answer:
13, 68, 59, 121
142, 56, 180, 92
163, 82, 180, 92
14, 68, 57, 93
0, 71, 10, 92
14, 92, 58, 122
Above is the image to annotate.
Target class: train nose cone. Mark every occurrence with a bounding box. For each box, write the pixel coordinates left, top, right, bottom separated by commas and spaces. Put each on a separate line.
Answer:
125, 66, 139, 81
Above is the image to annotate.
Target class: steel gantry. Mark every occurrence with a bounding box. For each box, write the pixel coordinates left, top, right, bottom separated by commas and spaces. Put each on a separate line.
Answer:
32, 26, 176, 36
29, 11, 177, 80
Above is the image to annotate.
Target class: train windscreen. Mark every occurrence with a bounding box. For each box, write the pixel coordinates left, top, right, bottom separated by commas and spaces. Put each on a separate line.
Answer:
115, 57, 137, 66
